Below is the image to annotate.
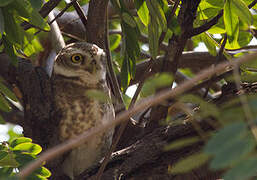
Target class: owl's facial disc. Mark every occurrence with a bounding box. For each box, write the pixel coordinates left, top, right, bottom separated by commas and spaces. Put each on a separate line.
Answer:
54, 43, 106, 85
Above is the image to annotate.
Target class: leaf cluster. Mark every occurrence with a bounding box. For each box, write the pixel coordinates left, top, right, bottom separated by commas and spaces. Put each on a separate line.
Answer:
0, 0, 46, 64
0, 137, 50, 180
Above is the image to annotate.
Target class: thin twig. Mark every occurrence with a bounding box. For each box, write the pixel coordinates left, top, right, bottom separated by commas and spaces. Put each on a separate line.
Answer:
189, 11, 223, 38
39, 0, 62, 18
17, 51, 257, 179
48, 2, 74, 25
35, 0, 80, 37
72, 0, 88, 29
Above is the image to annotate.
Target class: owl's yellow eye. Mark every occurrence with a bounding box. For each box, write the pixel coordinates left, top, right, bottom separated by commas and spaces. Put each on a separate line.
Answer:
71, 53, 83, 63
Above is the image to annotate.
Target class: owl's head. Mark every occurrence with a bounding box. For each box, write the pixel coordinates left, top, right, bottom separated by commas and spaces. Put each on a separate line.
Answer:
54, 42, 106, 85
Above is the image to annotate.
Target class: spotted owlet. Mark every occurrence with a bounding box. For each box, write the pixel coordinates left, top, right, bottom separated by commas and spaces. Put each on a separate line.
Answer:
52, 42, 114, 179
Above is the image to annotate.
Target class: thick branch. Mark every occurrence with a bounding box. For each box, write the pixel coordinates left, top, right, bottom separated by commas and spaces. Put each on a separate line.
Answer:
79, 119, 218, 180
131, 52, 224, 85
86, 0, 109, 48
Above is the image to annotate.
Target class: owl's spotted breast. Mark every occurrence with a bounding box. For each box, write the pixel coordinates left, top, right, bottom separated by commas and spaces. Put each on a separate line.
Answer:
53, 74, 114, 134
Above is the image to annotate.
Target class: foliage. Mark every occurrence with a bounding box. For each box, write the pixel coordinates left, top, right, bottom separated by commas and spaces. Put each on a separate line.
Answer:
0, 137, 50, 179
0, 0, 257, 179
0, 0, 45, 64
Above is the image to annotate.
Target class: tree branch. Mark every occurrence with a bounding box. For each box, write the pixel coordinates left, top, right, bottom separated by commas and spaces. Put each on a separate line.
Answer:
86, 0, 109, 48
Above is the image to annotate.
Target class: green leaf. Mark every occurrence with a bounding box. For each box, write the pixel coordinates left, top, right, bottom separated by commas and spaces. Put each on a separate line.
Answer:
0, 167, 13, 177
0, 8, 4, 35
122, 12, 137, 28
224, 0, 239, 44
198, 33, 217, 56
239, 18, 250, 31
109, 34, 121, 51
8, 127, 23, 143
34, 167, 51, 178
2, 36, 18, 65
201, 7, 220, 19
121, 22, 140, 79
253, 14, 257, 28
0, 0, 14, 7
210, 137, 256, 169
237, 31, 252, 47
0, 114, 5, 124
29, 10, 50, 31
0, 82, 18, 102
164, 137, 200, 151
0, 144, 8, 151
205, 0, 224, 8
150, 0, 167, 31
120, 54, 130, 91
222, 157, 257, 180
141, 73, 173, 97
29, 0, 43, 10
134, 0, 149, 26
204, 122, 247, 155
10, 0, 32, 19
85, 90, 111, 103
169, 153, 210, 174
10, 137, 32, 148
14, 153, 35, 166
0, 94, 11, 112
231, 0, 252, 25
0, 151, 8, 161
22, 32, 43, 57
198, 101, 219, 118
0, 152, 19, 167
122, 93, 131, 109
241, 71, 257, 83
146, 0, 167, 31
13, 143, 42, 155
168, 17, 181, 35
2, 9, 23, 45
148, 15, 159, 59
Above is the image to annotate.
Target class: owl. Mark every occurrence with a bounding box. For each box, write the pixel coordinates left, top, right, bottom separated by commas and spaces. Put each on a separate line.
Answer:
52, 42, 114, 179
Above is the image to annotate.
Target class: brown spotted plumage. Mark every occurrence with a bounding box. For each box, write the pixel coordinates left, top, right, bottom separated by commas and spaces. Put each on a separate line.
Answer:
52, 42, 114, 179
